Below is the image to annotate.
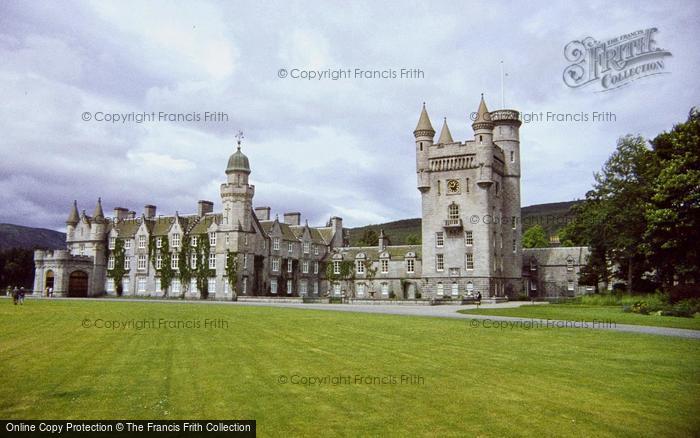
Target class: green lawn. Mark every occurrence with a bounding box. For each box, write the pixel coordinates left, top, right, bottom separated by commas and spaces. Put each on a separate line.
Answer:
1, 300, 699, 437
459, 304, 700, 330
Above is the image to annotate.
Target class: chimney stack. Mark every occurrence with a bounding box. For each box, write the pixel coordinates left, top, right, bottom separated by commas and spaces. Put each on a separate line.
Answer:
198, 200, 214, 216
255, 206, 271, 221
113, 207, 129, 221
329, 216, 343, 247
283, 212, 301, 226
144, 205, 157, 219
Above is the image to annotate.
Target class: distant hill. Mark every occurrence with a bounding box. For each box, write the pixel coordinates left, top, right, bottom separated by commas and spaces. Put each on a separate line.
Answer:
347, 200, 581, 246
0, 224, 65, 251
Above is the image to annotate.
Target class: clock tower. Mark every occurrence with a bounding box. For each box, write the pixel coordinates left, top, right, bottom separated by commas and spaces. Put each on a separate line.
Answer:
415, 96, 522, 300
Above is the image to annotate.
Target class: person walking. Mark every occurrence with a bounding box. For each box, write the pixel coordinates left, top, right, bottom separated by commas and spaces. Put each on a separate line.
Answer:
11, 286, 19, 305
18, 287, 25, 305
475, 290, 482, 305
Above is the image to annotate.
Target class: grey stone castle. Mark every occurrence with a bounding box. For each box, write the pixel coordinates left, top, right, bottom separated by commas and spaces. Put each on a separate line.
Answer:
33, 96, 589, 300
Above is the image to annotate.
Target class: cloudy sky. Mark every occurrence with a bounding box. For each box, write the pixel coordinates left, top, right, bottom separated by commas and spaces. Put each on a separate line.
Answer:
1, 0, 699, 230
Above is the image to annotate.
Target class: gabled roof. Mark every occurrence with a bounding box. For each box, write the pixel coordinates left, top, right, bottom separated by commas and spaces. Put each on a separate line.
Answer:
522, 247, 589, 266
114, 219, 141, 238
335, 244, 421, 261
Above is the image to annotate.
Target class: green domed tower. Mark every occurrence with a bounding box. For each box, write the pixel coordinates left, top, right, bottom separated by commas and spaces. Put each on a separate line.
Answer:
220, 134, 255, 233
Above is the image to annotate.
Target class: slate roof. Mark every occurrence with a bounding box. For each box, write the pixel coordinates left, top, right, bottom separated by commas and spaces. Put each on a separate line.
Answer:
335, 245, 421, 261
522, 247, 589, 266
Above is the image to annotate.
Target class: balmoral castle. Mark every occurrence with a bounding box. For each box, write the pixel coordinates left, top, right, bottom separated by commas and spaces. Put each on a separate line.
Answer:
34, 96, 589, 301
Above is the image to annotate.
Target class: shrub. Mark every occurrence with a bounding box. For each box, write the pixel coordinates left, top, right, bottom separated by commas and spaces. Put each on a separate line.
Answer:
631, 301, 650, 315
515, 294, 531, 301
667, 284, 700, 303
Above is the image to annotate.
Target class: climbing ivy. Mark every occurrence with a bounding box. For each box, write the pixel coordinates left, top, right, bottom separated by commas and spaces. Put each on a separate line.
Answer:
178, 236, 193, 298
225, 249, 238, 297
159, 237, 174, 297
195, 233, 214, 299
106, 238, 126, 296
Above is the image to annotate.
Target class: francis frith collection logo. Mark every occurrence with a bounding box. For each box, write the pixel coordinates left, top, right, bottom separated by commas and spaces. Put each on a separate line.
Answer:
563, 28, 672, 91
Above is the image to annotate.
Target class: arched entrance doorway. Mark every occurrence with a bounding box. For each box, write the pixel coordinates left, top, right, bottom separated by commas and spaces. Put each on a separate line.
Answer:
68, 271, 89, 297
45, 270, 55, 293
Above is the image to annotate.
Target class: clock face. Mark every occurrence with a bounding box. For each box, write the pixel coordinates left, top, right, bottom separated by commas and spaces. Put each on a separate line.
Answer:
447, 179, 460, 193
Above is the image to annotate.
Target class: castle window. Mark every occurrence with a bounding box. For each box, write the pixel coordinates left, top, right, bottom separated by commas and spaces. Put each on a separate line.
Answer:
333, 261, 341, 275
122, 278, 130, 294
333, 283, 341, 296
124, 257, 131, 270
465, 178, 470, 193
467, 281, 474, 293
465, 231, 473, 246
510, 151, 514, 162
512, 239, 517, 253
288, 242, 293, 253
138, 278, 146, 293
406, 258, 415, 274
191, 253, 197, 269
357, 283, 365, 297
139, 235, 146, 249
225, 234, 230, 245
155, 278, 161, 292
436, 232, 444, 248
530, 259, 537, 271
243, 253, 248, 269
512, 217, 517, 230
191, 236, 197, 247
241, 277, 247, 294
156, 237, 162, 248
314, 245, 319, 255
466, 253, 474, 270
568, 280, 575, 291
156, 254, 162, 269
124, 239, 131, 250
79, 244, 85, 256
172, 254, 179, 270
138, 255, 146, 270
208, 278, 216, 294
209, 232, 216, 246
381, 283, 389, 297
451, 282, 459, 297
273, 238, 280, 251
314, 261, 319, 274
436, 282, 444, 296
271, 279, 278, 294
108, 255, 115, 270
106, 278, 114, 293
381, 259, 389, 273
288, 259, 293, 273
287, 280, 293, 295
171, 233, 180, 248
495, 182, 500, 196
437, 180, 441, 195
109, 237, 116, 250
436, 254, 444, 272
356, 260, 365, 275
419, 142, 423, 151
448, 203, 460, 220
479, 135, 483, 142
300, 280, 308, 296
303, 242, 310, 254
172, 279, 180, 294
314, 282, 319, 295
272, 257, 279, 272
303, 260, 309, 274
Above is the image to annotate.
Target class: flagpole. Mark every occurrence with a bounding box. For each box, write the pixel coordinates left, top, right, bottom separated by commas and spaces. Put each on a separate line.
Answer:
500, 60, 505, 109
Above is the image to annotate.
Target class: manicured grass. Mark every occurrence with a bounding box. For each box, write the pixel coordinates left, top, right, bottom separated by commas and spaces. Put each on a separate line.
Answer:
1, 299, 699, 437
459, 304, 700, 330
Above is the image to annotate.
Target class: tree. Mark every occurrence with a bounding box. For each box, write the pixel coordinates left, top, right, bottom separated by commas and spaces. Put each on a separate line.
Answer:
358, 229, 378, 246
645, 110, 700, 285
405, 233, 421, 245
522, 225, 548, 248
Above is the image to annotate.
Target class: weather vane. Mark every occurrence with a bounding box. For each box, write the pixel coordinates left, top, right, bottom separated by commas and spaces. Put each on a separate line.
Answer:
235, 130, 244, 148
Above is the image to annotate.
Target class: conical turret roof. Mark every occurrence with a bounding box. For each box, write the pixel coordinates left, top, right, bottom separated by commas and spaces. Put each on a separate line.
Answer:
67, 200, 79, 226
93, 197, 105, 222
413, 103, 435, 137
438, 118, 454, 144
472, 94, 493, 130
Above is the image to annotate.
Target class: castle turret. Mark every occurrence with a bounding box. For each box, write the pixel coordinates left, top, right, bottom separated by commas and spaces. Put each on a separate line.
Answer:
91, 198, 106, 239
491, 108, 523, 287
221, 136, 255, 233
472, 94, 494, 187
66, 200, 79, 242
414, 103, 434, 192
